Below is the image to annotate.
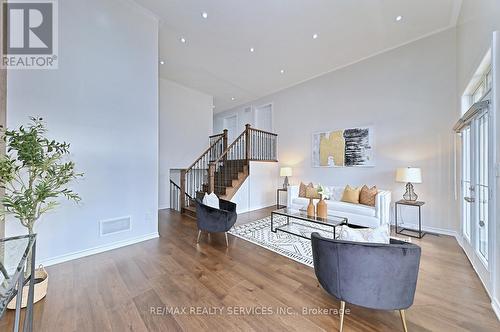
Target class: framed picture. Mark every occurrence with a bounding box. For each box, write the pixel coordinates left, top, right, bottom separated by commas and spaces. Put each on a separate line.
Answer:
312, 127, 375, 167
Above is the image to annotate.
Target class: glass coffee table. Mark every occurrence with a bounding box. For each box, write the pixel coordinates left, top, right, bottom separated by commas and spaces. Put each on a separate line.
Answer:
271, 208, 347, 240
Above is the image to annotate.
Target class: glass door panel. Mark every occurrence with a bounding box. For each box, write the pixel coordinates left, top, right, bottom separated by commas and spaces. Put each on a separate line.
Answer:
461, 126, 471, 240
461, 109, 490, 270
477, 113, 488, 262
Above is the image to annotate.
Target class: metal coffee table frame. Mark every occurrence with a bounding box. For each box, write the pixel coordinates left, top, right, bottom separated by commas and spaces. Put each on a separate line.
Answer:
0, 234, 37, 332
271, 208, 347, 240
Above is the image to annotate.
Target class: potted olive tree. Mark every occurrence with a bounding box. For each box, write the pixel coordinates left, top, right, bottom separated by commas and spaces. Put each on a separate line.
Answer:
0, 117, 82, 306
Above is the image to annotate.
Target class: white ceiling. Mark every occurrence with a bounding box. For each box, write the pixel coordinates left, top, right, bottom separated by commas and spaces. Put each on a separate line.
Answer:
134, 0, 462, 112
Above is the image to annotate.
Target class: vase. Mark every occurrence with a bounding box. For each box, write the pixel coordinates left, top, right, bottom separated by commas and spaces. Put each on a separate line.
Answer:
317, 197, 327, 218
307, 198, 315, 217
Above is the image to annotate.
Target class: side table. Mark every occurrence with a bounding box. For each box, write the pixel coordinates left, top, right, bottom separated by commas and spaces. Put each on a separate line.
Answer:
276, 188, 287, 209
395, 200, 425, 239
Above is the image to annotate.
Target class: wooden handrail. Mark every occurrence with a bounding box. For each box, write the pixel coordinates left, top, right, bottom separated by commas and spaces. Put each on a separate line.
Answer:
185, 132, 225, 172
211, 124, 279, 165
182, 124, 277, 204
170, 179, 181, 190
248, 127, 278, 136
170, 179, 193, 199
209, 133, 224, 139
211, 128, 247, 165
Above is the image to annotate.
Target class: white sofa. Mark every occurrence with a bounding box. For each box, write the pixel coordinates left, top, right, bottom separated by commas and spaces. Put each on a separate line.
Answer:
286, 185, 391, 228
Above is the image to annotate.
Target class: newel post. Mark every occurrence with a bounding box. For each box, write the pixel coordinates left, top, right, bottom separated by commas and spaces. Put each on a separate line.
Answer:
180, 169, 186, 209
223, 129, 228, 150
208, 163, 216, 194
245, 124, 251, 161
222, 129, 228, 162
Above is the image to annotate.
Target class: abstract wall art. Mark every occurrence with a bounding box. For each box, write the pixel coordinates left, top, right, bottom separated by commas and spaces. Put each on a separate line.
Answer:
312, 127, 374, 167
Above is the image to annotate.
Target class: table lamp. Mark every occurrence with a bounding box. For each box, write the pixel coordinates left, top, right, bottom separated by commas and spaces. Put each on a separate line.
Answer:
396, 167, 422, 201
280, 167, 292, 189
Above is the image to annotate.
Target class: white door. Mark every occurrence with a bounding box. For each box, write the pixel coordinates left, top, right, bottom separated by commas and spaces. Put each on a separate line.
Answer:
460, 105, 491, 289
223, 115, 238, 142
254, 104, 273, 132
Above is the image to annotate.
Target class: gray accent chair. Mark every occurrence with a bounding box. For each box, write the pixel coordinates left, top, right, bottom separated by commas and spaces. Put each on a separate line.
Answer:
195, 198, 237, 246
311, 232, 421, 332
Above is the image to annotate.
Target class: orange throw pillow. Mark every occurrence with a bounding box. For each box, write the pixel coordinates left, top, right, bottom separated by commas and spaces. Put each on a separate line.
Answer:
341, 185, 361, 204
359, 185, 378, 207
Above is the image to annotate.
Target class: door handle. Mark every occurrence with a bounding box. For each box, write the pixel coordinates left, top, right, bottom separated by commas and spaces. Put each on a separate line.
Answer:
479, 220, 485, 227
464, 197, 475, 203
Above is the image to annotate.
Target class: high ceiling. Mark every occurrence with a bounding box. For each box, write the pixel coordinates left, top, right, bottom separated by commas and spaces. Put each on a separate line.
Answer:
134, 0, 462, 112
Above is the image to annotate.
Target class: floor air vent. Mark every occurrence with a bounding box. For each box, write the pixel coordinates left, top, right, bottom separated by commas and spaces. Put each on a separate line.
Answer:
100, 216, 131, 236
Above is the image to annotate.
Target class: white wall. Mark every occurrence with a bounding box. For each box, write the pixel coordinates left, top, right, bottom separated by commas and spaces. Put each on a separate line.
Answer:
214, 105, 258, 135
221, 29, 458, 232
159, 78, 213, 209
6, 0, 159, 265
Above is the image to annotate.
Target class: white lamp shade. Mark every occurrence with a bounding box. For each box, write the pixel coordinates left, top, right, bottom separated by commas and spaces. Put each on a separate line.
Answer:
280, 167, 292, 177
396, 167, 422, 183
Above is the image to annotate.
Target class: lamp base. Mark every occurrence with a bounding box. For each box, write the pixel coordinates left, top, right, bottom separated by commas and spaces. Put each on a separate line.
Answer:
403, 182, 418, 201
283, 176, 289, 189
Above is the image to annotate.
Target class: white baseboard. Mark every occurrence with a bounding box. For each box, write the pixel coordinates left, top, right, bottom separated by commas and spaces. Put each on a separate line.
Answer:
159, 203, 170, 210
236, 202, 275, 214
393, 222, 458, 237
38, 232, 159, 267
492, 298, 500, 321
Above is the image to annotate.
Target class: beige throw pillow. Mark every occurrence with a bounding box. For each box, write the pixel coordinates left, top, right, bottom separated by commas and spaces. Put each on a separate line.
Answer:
359, 185, 378, 207
338, 224, 390, 244
299, 182, 320, 199
298, 182, 308, 198
341, 185, 361, 204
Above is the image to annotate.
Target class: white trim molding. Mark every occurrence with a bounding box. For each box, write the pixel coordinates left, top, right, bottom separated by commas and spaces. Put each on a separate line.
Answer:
492, 298, 500, 321
38, 232, 159, 267
392, 222, 458, 237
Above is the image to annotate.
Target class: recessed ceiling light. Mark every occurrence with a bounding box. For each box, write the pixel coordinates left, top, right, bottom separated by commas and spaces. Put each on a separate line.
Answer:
396, 15, 403, 22
159, 60, 165, 65
231, 97, 235, 101
180, 37, 186, 43
312, 33, 319, 39
249, 47, 255, 53
201, 12, 208, 19
280, 69, 285, 74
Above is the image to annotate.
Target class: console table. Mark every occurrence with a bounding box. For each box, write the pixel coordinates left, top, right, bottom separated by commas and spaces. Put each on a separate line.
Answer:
0, 234, 37, 332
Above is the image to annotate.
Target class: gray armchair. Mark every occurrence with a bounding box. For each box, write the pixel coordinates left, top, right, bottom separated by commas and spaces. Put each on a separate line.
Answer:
311, 232, 421, 332
195, 197, 237, 246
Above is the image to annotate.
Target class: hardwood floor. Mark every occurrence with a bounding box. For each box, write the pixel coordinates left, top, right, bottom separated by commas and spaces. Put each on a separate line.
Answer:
1, 207, 499, 331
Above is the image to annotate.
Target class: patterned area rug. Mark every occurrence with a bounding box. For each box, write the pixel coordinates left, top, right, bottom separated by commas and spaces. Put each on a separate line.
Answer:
229, 216, 337, 267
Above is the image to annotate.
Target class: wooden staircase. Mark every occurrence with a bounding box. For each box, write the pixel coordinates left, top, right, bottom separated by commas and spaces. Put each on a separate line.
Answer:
170, 124, 278, 218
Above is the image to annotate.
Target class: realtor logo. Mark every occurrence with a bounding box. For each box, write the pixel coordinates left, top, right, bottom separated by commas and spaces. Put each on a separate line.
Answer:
2, 0, 58, 69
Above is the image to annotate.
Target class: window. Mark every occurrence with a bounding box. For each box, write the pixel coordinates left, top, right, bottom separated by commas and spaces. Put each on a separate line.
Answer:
472, 82, 485, 103
469, 67, 492, 105
486, 69, 492, 91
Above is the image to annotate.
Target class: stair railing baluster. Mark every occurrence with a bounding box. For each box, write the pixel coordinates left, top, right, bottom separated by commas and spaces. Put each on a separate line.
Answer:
266, 132, 269, 160
258, 131, 261, 160
183, 131, 226, 208
264, 132, 266, 160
